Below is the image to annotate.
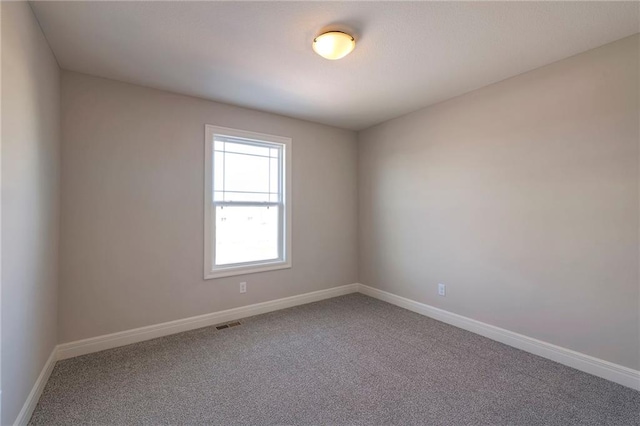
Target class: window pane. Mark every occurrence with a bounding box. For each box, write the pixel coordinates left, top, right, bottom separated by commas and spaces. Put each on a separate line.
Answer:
213, 151, 224, 197
223, 152, 269, 194
269, 157, 279, 195
213, 139, 282, 203
219, 140, 270, 157
215, 205, 279, 266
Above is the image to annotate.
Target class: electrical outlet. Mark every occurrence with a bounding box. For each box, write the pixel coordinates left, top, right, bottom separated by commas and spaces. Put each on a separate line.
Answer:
438, 283, 446, 297
239, 282, 247, 293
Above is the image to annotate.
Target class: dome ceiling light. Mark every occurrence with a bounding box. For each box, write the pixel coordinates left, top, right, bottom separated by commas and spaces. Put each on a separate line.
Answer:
312, 31, 355, 60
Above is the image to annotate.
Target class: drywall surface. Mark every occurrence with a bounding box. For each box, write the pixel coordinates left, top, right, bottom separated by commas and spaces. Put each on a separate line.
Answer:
1, 2, 61, 424
59, 72, 358, 342
358, 35, 640, 370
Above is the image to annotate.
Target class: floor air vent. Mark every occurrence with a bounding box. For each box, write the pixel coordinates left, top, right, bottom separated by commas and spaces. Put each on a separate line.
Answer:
216, 321, 241, 330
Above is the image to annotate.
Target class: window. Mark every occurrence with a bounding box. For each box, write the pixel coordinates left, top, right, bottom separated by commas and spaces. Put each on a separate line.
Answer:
204, 125, 291, 279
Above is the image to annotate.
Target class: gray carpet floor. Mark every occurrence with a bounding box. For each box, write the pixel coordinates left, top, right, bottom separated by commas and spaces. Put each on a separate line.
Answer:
30, 293, 639, 425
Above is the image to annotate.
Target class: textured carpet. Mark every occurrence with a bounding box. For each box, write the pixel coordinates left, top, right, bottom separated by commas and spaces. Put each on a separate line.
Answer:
30, 293, 639, 425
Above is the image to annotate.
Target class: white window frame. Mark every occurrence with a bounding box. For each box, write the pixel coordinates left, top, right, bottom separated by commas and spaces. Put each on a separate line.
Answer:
204, 125, 292, 279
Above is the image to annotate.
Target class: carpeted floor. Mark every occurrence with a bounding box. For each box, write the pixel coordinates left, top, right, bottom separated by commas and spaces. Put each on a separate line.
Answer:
30, 293, 639, 425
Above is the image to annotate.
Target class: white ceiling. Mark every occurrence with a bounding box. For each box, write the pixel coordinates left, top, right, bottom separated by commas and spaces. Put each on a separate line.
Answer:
31, 1, 639, 130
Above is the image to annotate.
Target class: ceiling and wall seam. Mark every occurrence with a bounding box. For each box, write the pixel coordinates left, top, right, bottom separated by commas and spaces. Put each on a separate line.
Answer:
27, 1, 62, 70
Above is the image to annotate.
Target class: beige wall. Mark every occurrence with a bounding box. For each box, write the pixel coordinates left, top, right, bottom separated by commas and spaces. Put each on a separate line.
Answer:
1, 2, 61, 424
59, 72, 358, 343
358, 35, 640, 370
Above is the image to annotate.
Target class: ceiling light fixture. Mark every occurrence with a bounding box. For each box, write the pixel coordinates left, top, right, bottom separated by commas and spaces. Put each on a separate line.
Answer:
312, 31, 355, 60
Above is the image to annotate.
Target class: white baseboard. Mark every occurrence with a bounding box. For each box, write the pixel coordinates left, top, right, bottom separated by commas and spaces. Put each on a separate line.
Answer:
57, 283, 359, 360
357, 283, 640, 391
13, 348, 57, 426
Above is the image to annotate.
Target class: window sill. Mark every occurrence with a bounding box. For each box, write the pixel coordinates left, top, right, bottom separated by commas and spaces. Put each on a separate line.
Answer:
204, 260, 291, 280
